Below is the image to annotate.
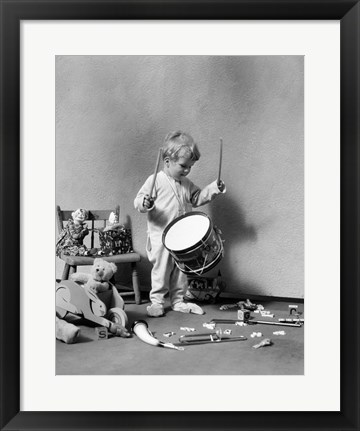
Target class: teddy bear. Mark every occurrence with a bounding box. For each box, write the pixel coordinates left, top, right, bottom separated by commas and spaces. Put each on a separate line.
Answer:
70, 258, 117, 294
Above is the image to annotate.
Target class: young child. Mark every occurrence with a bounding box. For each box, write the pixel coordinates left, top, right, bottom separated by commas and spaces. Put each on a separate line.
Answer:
134, 131, 226, 317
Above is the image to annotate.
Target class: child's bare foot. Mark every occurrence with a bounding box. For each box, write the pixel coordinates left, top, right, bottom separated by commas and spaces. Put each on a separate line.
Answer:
172, 302, 204, 315
147, 303, 165, 317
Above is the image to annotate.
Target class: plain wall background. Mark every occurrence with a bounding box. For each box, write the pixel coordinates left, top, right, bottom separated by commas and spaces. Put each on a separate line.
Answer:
56, 55, 304, 299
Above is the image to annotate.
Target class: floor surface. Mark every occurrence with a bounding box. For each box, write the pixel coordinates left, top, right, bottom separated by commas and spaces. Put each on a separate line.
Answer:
56, 297, 304, 375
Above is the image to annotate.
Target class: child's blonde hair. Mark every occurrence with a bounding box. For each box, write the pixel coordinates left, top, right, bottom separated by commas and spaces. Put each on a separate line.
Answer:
162, 131, 201, 162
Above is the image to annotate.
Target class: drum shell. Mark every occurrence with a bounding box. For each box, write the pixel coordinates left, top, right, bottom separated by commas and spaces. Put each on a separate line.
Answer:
162, 212, 223, 276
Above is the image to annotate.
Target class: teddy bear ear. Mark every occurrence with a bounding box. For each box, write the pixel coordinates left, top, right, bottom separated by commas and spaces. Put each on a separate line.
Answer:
110, 262, 117, 273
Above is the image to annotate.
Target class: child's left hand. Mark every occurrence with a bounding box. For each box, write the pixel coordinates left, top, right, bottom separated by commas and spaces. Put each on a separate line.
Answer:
217, 180, 225, 192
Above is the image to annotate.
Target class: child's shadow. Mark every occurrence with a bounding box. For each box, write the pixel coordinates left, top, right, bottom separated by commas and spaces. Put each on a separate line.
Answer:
208, 194, 257, 287
210, 193, 257, 247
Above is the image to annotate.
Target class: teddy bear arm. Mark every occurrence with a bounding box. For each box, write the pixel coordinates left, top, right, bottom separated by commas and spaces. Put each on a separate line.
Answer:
70, 273, 91, 284
94, 281, 110, 293
86, 279, 106, 292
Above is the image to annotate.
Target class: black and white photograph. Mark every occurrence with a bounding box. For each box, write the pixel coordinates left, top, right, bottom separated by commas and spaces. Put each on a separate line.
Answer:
55, 55, 304, 375
2, 3, 359, 428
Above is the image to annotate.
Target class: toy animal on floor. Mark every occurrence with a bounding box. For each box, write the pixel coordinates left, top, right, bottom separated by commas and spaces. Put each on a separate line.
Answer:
56, 315, 80, 344
56, 279, 130, 338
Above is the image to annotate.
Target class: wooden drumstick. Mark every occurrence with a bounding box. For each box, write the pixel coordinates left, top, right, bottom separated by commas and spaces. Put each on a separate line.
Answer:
217, 138, 223, 185
149, 148, 163, 198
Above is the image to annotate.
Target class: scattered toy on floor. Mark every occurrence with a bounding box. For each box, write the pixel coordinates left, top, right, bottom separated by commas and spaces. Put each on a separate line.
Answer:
184, 271, 226, 303
70, 258, 117, 294
273, 331, 286, 335
203, 322, 216, 330
210, 318, 303, 328
250, 332, 262, 338
56, 316, 80, 344
279, 318, 304, 324
219, 298, 257, 311
253, 338, 272, 349
289, 304, 298, 315
260, 310, 275, 318
235, 321, 248, 326
95, 326, 109, 340
163, 331, 176, 338
180, 327, 195, 332
247, 319, 303, 328
237, 309, 251, 321
56, 279, 130, 338
132, 320, 184, 351
179, 328, 247, 345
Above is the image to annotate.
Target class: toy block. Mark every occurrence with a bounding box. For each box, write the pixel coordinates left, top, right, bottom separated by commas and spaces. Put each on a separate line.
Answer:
95, 326, 108, 340
237, 309, 250, 321
289, 304, 298, 315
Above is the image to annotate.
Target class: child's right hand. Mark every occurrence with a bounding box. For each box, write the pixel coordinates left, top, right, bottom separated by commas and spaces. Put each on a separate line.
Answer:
143, 194, 155, 210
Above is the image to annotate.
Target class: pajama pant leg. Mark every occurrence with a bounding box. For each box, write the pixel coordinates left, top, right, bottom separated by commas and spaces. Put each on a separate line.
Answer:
169, 266, 188, 307
146, 236, 172, 305
146, 235, 189, 306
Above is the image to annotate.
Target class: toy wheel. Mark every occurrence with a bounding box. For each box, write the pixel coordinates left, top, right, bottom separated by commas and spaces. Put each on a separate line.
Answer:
107, 307, 128, 327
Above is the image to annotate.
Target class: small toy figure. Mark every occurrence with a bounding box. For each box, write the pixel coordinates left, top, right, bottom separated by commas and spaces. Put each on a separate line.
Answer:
220, 298, 258, 311
103, 211, 122, 232
56, 208, 89, 257
253, 338, 272, 349
98, 212, 133, 256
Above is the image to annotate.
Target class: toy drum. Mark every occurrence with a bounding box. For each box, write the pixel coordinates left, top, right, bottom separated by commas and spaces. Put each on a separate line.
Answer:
162, 212, 224, 276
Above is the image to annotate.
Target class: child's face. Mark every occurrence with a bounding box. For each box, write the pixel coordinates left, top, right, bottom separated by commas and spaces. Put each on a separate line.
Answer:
165, 155, 195, 181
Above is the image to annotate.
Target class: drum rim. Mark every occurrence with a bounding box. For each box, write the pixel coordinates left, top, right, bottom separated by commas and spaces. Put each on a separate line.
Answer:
177, 246, 223, 275
162, 211, 212, 254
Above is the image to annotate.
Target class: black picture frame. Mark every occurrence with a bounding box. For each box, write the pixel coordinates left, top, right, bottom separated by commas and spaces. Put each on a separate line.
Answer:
1, 1, 359, 430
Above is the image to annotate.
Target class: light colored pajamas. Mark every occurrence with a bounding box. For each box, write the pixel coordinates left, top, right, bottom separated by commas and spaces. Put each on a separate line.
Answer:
134, 171, 223, 306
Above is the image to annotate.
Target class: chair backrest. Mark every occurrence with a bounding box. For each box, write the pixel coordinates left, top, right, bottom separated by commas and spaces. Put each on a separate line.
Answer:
56, 205, 120, 249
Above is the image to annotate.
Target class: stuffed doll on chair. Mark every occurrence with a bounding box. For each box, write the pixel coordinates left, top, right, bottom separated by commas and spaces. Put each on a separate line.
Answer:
56, 208, 90, 257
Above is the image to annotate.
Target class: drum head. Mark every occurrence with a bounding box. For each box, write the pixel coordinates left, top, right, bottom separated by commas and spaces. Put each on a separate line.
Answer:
164, 213, 210, 251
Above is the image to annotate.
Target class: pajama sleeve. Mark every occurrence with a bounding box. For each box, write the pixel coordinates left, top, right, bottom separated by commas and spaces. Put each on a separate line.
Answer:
134, 175, 157, 213
189, 180, 226, 208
